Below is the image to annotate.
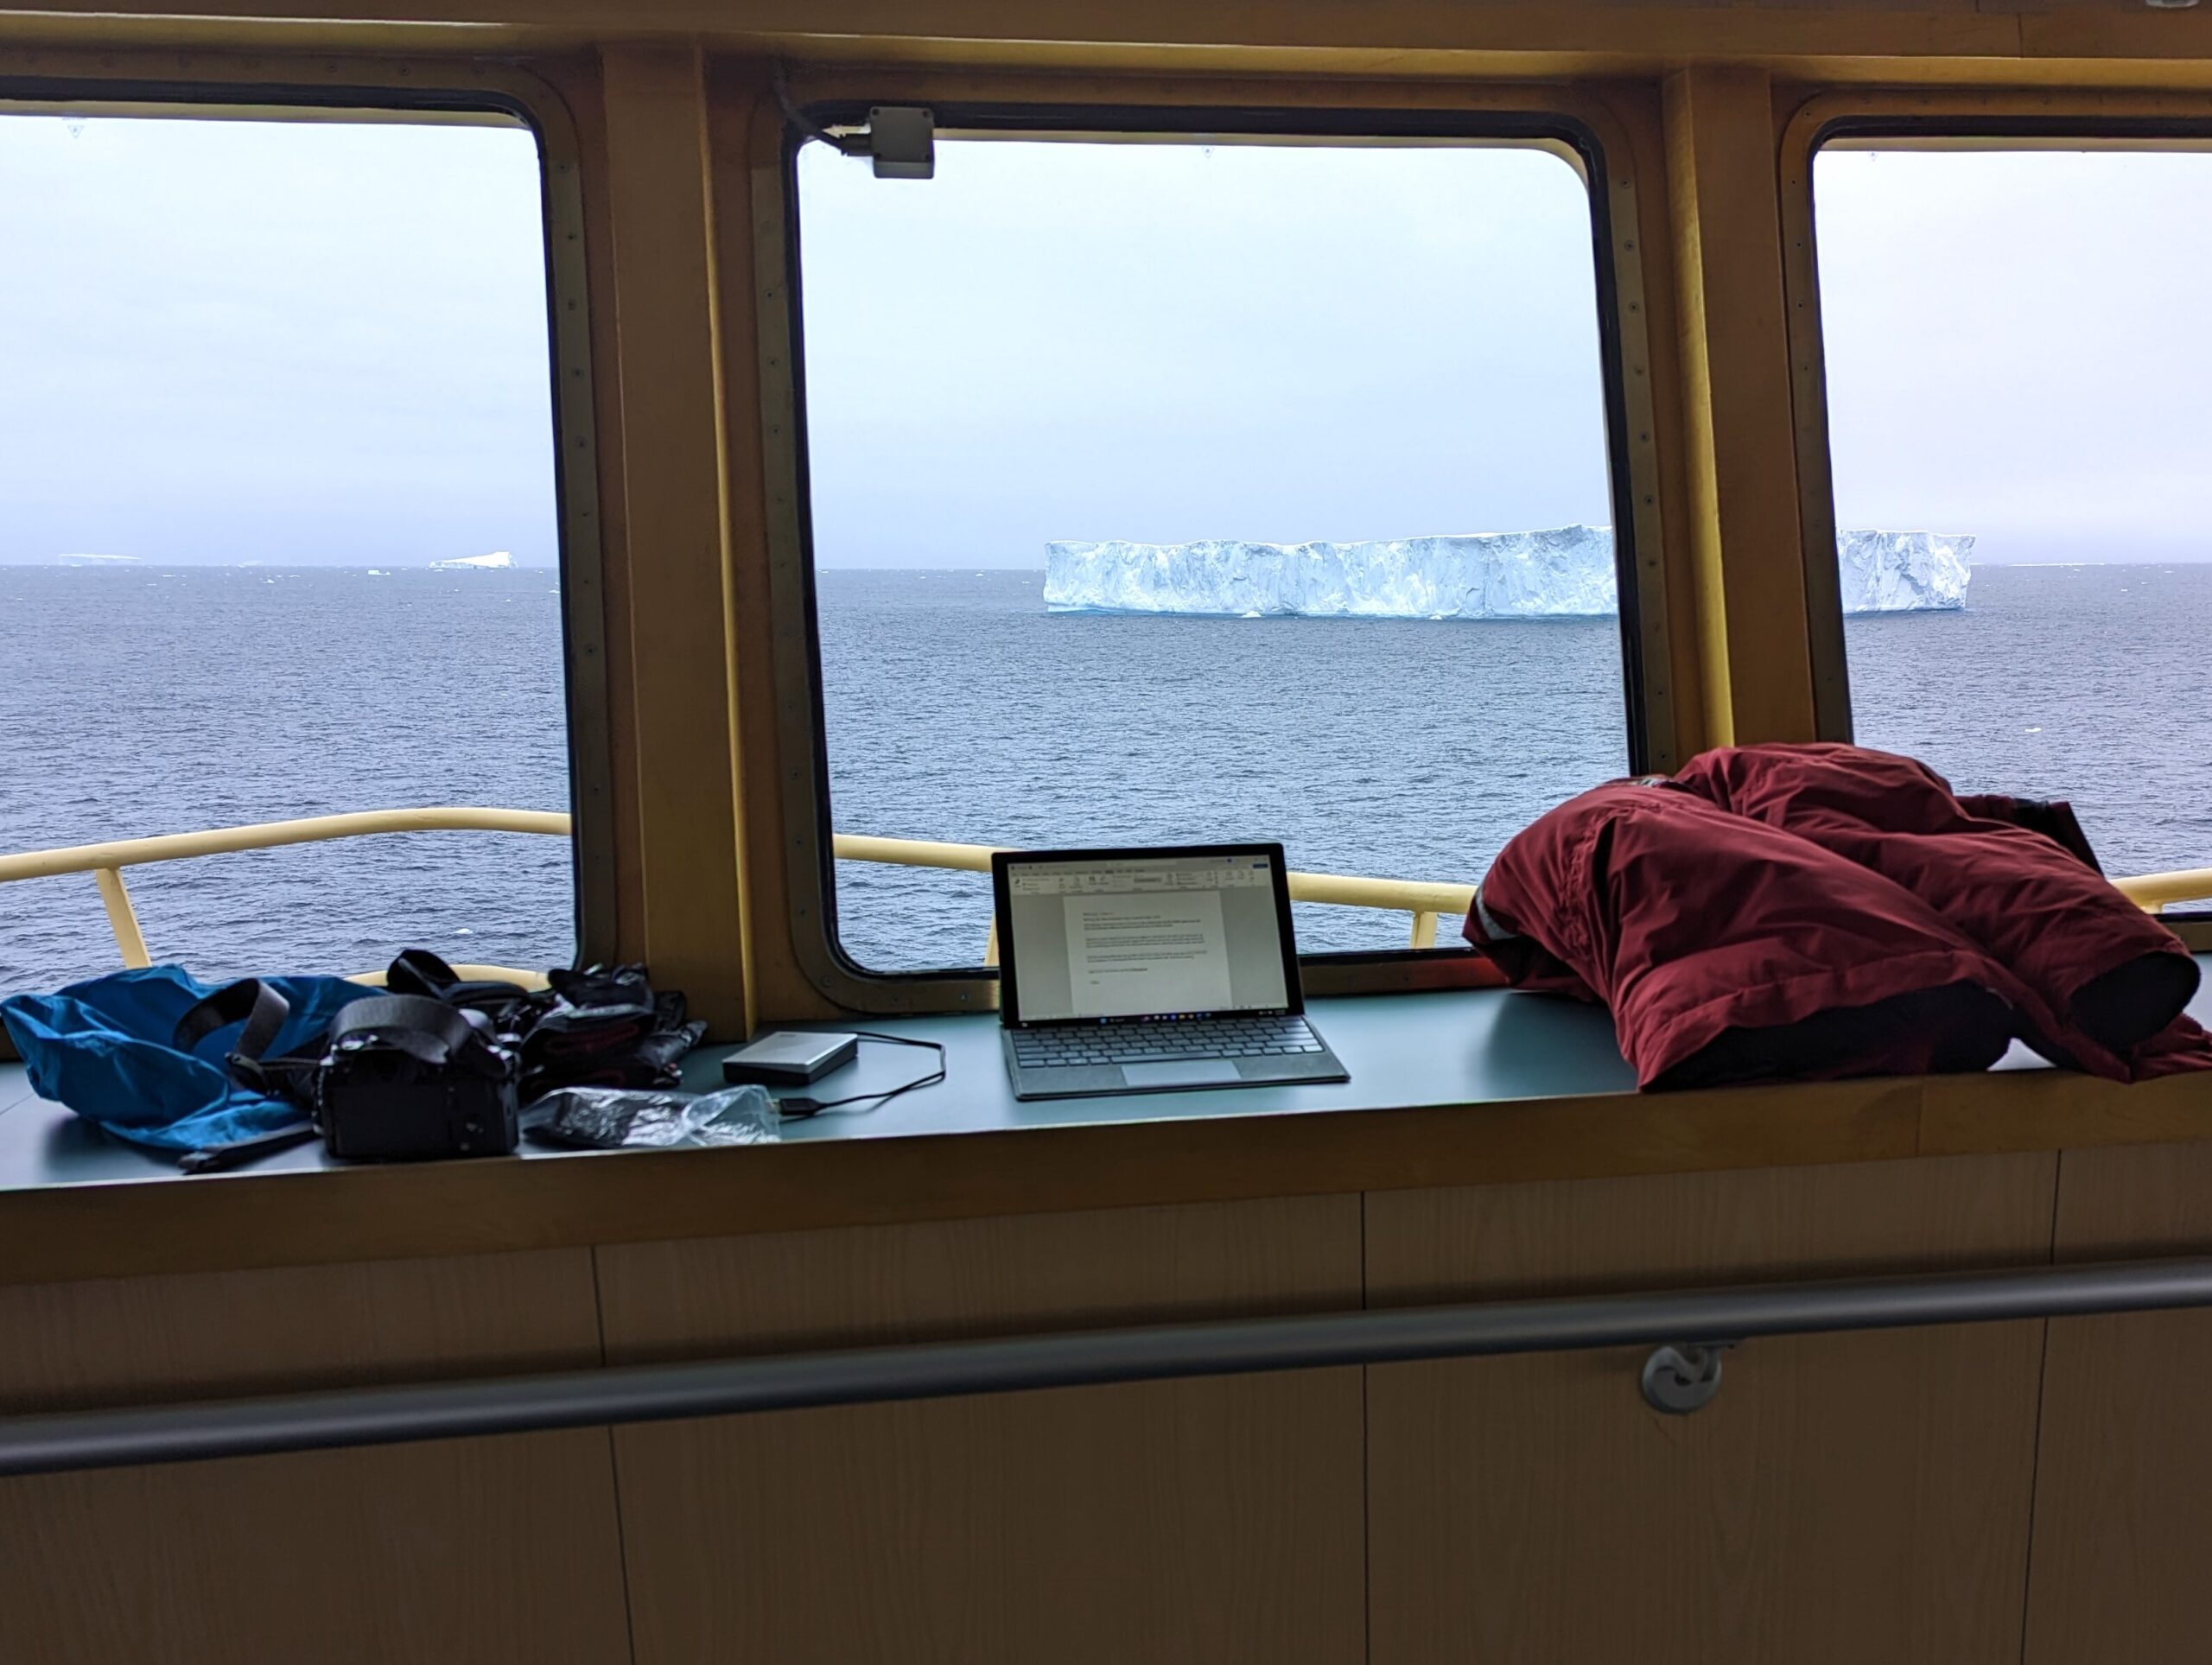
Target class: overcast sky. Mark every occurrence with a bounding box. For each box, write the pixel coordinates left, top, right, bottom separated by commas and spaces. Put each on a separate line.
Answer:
2, 118, 2205, 567
0, 115, 556, 568
1815, 148, 2212, 565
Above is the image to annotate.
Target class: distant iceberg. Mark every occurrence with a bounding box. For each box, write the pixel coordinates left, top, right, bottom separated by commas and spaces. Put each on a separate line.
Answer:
431, 550, 514, 570
1046, 528, 1613, 620
1834, 530, 1971, 613
1044, 528, 1972, 619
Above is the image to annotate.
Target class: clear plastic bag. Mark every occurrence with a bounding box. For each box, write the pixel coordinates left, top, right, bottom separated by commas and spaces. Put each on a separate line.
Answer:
682, 1085, 783, 1147
522, 1084, 779, 1151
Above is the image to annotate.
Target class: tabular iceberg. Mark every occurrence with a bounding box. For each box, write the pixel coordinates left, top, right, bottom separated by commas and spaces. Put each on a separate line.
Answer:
1044, 528, 1971, 619
1045, 528, 1616, 620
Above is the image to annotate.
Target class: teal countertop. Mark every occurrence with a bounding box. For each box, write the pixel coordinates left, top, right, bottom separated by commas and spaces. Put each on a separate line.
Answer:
0, 988, 1640, 1191
1, 965, 2206, 1264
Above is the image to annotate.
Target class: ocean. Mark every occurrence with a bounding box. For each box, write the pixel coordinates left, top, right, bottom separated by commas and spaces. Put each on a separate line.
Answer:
3, 562, 2207, 993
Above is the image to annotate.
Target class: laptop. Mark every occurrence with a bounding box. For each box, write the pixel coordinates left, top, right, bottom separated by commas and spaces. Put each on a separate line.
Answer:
991, 842, 1351, 1101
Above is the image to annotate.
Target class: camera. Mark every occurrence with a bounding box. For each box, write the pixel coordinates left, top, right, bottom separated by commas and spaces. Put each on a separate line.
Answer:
316, 995, 519, 1161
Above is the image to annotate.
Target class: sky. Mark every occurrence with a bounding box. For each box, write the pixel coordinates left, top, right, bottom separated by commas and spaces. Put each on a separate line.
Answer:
1815, 148, 2212, 565
2, 118, 2207, 568
798, 140, 1613, 566
0, 115, 556, 568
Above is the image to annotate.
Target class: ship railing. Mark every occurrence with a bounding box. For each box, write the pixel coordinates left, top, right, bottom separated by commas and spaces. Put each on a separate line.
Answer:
830, 833, 1477, 963
0, 809, 574, 989
1, 807, 2208, 981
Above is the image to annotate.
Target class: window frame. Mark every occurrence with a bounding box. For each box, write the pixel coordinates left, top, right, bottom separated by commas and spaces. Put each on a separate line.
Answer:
1780, 90, 2212, 942
0, 54, 616, 971
755, 86, 1675, 1011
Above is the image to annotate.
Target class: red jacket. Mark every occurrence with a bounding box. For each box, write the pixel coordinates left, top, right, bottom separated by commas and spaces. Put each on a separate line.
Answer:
1672, 744, 2206, 1078
1468, 747, 2210, 1088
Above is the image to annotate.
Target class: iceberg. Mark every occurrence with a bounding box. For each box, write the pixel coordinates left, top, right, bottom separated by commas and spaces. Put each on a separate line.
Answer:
1044, 527, 1971, 619
431, 550, 514, 570
1835, 529, 1972, 613
1046, 528, 1615, 620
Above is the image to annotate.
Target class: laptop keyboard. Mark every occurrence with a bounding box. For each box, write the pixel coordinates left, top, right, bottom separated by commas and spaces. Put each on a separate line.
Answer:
1012, 1014, 1326, 1069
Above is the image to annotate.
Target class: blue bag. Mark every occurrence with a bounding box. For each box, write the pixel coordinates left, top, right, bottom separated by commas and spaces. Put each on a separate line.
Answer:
0, 965, 375, 1153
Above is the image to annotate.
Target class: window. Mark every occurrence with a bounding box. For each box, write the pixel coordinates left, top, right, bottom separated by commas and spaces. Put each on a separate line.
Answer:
793, 123, 1637, 975
1812, 143, 2212, 901
0, 108, 575, 993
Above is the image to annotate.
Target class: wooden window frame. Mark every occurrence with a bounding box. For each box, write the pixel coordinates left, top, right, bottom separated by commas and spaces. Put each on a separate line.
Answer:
0, 51, 617, 971
1779, 87, 2212, 946
749, 74, 1676, 1013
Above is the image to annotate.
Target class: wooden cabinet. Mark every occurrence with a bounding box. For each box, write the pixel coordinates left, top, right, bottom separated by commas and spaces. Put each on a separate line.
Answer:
594, 1197, 1366, 1665
17, 1144, 2212, 1664
1365, 1154, 2056, 1665
0, 1251, 631, 1665
2024, 1141, 2212, 1665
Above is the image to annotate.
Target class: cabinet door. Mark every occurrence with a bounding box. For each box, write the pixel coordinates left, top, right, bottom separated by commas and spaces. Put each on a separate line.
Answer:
1367, 1154, 2054, 1665
0, 1251, 631, 1665
2024, 1141, 2212, 1665
596, 1197, 1365, 1665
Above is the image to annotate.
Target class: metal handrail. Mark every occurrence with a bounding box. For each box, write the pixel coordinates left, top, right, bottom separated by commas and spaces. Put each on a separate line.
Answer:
1, 808, 2205, 975
0, 809, 572, 979
0, 809, 1482, 967
0, 808, 574, 883
2115, 866, 2212, 913
835, 831, 1474, 953
5, 1253, 2211, 1478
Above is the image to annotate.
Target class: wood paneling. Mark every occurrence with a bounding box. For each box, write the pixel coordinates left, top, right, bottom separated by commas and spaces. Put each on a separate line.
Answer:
599, 43, 753, 1036
0, 1247, 601, 1410
611, 1381, 1359, 1665
596, 1195, 1363, 1356
1366, 1148, 2056, 1302
13, 3, 2212, 86
599, 1198, 1365, 1665
2024, 1141, 2212, 1665
704, 63, 844, 1023
1664, 64, 1818, 747
0, 1434, 632, 1665
1368, 1154, 2056, 1664
1919, 1064, 2212, 1161
0, 1249, 629, 1665
564, 50, 652, 969
1597, 79, 1713, 766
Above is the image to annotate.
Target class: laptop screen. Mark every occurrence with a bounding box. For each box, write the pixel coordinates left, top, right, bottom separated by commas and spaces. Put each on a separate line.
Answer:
997, 848, 1295, 1025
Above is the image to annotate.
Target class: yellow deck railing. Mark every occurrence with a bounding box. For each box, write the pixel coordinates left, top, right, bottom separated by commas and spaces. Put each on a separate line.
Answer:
0, 810, 571, 987
832, 831, 1476, 958
0, 807, 2206, 979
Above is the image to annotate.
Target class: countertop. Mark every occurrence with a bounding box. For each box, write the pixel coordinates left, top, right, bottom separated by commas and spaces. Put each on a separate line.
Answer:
3, 972, 2209, 1286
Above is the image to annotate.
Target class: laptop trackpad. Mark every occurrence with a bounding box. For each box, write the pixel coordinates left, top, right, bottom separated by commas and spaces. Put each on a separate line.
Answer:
1121, 1059, 1243, 1089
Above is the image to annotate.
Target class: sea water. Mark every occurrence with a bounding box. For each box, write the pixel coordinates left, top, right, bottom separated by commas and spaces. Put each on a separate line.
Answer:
3, 562, 2208, 991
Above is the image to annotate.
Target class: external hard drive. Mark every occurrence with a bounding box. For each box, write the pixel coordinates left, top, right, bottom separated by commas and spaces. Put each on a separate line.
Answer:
720, 1031, 859, 1086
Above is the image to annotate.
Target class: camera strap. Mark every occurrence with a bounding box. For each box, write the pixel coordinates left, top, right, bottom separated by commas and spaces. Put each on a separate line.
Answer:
173, 976, 291, 1064
329, 994, 512, 1078
385, 948, 542, 1019
171, 977, 323, 1106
